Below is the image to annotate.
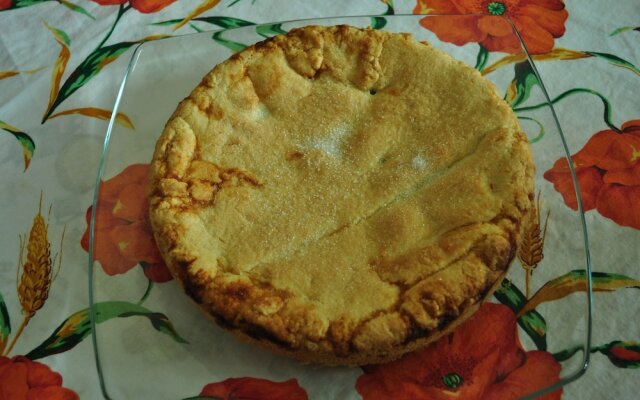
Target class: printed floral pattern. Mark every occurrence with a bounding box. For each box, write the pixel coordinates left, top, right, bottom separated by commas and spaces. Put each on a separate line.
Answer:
544, 120, 640, 229
80, 163, 172, 282
0, 356, 79, 400
414, 0, 569, 54
0, 0, 639, 399
356, 303, 562, 400
199, 377, 309, 400
91, 0, 176, 14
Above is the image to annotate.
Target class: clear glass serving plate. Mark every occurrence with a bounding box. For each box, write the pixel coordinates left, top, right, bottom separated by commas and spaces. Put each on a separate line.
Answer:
89, 14, 592, 400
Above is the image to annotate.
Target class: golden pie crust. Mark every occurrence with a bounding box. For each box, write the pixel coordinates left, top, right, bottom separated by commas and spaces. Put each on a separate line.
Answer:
149, 25, 534, 366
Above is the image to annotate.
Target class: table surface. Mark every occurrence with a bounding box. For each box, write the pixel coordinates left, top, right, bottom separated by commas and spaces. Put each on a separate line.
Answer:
1, 1, 639, 399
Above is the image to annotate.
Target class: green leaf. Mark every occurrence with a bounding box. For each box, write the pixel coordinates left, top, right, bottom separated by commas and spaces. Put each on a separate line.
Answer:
4, 0, 50, 9
26, 301, 187, 360
594, 341, 640, 369
45, 22, 71, 47
43, 41, 136, 121
505, 61, 540, 108
369, 0, 394, 30
494, 279, 525, 310
591, 271, 640, 289
14, 0, 49, 6
379, 1, 394, 15
0, 120, 35, 171
519, 270, 640, 316
518, 311, 547, 351
486, 48, 640, 77
26, 309, 90, 359
212, 31, 247, 53
370, 17, 387, 30
586, 51, 640, 76
190, 23, 204, 33
153, 16, 255, 29
58, 0, 95, 20
43, 22, 72, 120
194, 16, 255, 29
0, 291, 10, 353
475, 45, 489, 72
150, 19, 183, 27
256, 23, 287, 38
494, 279, 547, 351
609, 26, 640, 36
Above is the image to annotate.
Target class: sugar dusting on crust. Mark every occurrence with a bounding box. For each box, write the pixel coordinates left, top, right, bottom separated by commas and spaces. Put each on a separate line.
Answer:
304, 123, 351, 160
412, 155, 428, 170
253, 104, 270, 120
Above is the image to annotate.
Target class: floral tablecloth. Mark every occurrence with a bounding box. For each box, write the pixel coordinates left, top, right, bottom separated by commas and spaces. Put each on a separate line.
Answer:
1, 1, 639, 399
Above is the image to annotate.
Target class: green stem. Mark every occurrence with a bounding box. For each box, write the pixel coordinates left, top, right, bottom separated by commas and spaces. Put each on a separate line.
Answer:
2, 316, 30, 357
95, 4, 130, 51
475, 44, 489, 72
137, 279, 154, 305
228, 0, 257, 6
517, 115, 546, 143
513, 88, 621, 133
553, 343, 611, 362
552, 345, 583, 362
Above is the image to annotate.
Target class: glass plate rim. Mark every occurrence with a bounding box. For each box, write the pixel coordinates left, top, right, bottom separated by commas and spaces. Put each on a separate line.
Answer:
87, 13, 594, 400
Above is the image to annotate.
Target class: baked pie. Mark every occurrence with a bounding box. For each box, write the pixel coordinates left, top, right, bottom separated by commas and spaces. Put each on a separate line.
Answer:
149, 25, 534, 365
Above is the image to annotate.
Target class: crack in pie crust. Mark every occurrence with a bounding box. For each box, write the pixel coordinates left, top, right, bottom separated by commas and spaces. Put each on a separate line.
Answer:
149, 25, 534, 366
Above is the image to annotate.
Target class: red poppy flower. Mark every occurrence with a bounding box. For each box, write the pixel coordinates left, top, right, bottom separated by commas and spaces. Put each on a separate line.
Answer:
91, 0, 176, 14
0, 0, 12, 11
413, 0, 569, 54
199, 377, 309, 400
544, 120, 640, 229
356, 303, 562, 400
0, 356, 79, 400
81, 164, 173, 282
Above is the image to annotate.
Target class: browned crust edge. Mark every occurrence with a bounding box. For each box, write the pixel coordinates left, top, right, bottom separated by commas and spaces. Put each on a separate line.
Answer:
200, 265, 510, 367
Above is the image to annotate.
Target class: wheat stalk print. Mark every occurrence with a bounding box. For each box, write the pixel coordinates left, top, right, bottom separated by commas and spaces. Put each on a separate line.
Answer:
517, 191, 550, 298
2, 193, 64, 356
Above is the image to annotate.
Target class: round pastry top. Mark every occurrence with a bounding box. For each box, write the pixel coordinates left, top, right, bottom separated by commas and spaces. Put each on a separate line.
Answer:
149, 25, 534, 365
